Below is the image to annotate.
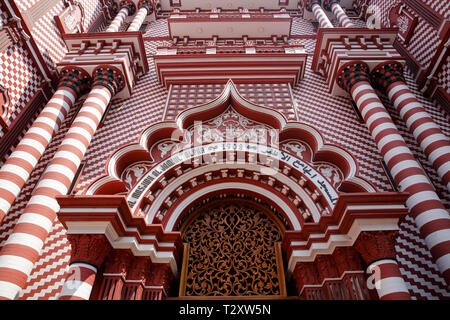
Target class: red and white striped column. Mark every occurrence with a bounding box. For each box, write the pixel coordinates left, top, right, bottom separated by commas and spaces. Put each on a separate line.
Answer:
370, 62, 450, 192
338, 62, 450, 285
105, 0, 136, 33
0, 67, 90, 224
59, 234, 111, 300
0, 67, 124, 300
323, 0, 355, 28
307, 0, 333, 29
127, 1, 153, 32
354, 231, 410, 300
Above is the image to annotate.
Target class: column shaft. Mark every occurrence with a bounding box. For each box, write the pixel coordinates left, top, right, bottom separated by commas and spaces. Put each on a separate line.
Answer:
128, 7, 148, 32
0, 69, 89, 223
106, 7, 129, 32
388, 83, 450, 191
368, 259, 410, 300
59, 263, 97, 300
0, 69, 121, 299
331, 3, 355, 28
340, 69, 450, 284
312, 4, 334, 28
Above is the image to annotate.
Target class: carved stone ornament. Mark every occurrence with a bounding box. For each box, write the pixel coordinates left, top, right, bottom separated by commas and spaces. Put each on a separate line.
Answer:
353, 230, 398, 264
181, 200, 284, 296
68, 234, 112, 268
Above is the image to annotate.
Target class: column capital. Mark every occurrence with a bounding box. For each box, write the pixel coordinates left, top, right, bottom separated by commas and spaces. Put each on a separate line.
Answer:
306, 0, 322, 12
369, 62, 405, 92
323, 0, 340, 11
127, 256, 151, 282
58, 67, 91, 99
332, 247, 362, 274
119, 0, 136, 15
103, 249, 133, 275
147, 263, 174, 294
336, 61, 370, 93
315, 255, 340, 281
92, 66, 125, 96
292, 261, 320, 293
138, 0, 154, 14
67, 234, 112, 269
353, 230, 398, 266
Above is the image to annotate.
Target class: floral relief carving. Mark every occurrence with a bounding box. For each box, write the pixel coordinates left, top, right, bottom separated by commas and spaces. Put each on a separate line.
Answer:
315, 162, 343, 188
121, 162, 153, 190
182, 201, 283, 296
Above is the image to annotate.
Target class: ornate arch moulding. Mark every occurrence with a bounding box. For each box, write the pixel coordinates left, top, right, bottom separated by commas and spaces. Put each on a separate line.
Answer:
56, 80, 407, 276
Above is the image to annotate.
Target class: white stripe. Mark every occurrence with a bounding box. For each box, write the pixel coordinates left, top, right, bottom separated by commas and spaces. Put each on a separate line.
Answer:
0, 179, 21, 196
428, 145, 450, 163
56, 89, 76, 104
437, 162, 450, 180
0, 281, 22, 300
405, 111, 431, 128
383, 146, 412, 164
79, 101, 104, 118
27, 195, 60, 213
59, 280, 93, 300
91, 87, 111, 101
51, 150, 81, 170
17, 137, 46, 154
406, 191, 442, 211
7, 150, 38, 167
0, 255, 35, 275
71, 116, 100, 136
397, 174, 430, 191
435, 253, 450, 274
33, 116, 59, 132
412, 122, 440, 138
6, 233, 44, 253
36, 178, 69, 195
351, 83, 372, 96
27, 126, 52, 143
70, 118, 98, 136
58, 137, 88, 155
365, 112, 391, 129
0, 197, 12, 214
390, 158, 422, 179
420, 133, 450, 149
375, 277, 409, 297
387, 83, 409, 98
377, 133, 404, 150
0, 164, 29, 181
371, 122, 398, 139
425, 229, 450, 249
45, 164, 76, 181
415, 208, 450, 230
17, 213, 54, 233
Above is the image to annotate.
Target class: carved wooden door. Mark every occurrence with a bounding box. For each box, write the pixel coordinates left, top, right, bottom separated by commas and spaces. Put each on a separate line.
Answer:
179, 199, 286, 297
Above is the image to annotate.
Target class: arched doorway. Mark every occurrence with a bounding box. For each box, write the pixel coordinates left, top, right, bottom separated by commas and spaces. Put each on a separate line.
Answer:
179, 198, 287, 298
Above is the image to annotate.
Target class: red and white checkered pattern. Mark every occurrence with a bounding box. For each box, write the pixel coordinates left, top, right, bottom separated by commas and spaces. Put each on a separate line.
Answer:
421, 0, 450, 18
290, 17, 316, 36
28, 1, 68, 71
437, 55, 450, 95
78, 0, 106, 31
165, 83, 296, 121
0, 42, 42, 130
143, 19, 169, 37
